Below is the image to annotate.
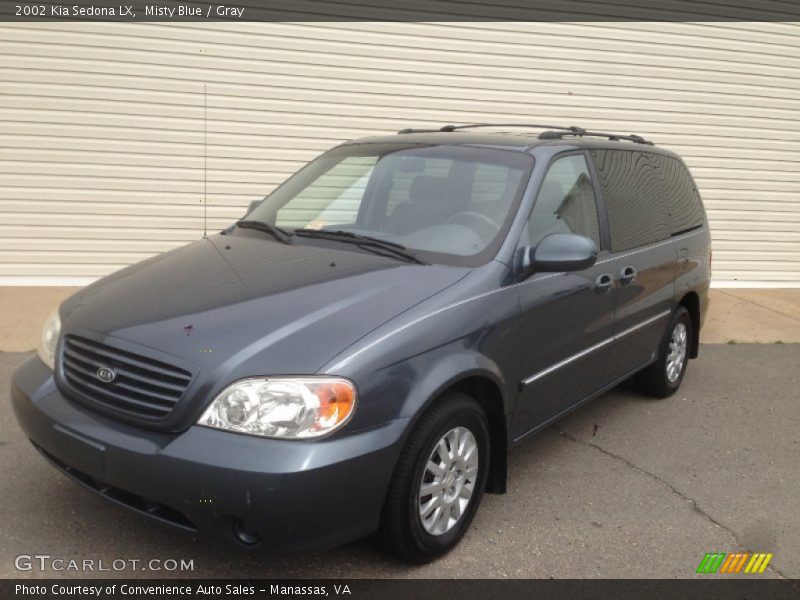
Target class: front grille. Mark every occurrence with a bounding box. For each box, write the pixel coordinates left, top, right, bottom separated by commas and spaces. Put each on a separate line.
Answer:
61, 335, 193, 421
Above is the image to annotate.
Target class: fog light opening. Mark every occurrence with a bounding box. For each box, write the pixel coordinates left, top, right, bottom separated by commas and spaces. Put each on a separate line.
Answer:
233, 519, 260, 546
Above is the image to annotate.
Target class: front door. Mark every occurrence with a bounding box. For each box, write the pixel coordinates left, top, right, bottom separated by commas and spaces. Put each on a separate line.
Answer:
511, 153, 614, 440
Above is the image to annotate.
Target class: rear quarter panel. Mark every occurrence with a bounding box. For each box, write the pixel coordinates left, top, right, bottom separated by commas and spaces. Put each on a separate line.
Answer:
674, 227, 712, 330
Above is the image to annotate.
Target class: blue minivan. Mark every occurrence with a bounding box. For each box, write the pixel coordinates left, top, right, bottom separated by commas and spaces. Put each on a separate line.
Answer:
12, 125, 710, 563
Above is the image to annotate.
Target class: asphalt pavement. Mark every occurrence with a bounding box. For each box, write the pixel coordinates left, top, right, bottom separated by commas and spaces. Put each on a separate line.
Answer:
1, 344, 797, 579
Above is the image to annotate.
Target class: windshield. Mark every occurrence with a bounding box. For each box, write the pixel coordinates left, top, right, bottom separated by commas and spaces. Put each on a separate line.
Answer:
245, 143, 534, 266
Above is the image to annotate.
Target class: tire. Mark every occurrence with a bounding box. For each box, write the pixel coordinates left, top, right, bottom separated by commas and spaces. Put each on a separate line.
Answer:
380, 390, 490, 564
635, 306, 692, 398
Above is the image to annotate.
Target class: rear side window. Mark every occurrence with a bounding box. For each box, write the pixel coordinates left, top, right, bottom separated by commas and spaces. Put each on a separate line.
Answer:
591, 149, 669, 252
648, 153, 705, 235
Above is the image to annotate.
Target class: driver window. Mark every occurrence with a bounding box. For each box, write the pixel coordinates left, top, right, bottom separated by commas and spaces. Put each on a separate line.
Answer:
527, 155, 600, 247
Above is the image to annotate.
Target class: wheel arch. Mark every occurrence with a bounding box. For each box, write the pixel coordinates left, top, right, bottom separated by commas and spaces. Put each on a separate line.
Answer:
678, 291, 701, 358
408, 366, 509, 495
450, 375, 507, 494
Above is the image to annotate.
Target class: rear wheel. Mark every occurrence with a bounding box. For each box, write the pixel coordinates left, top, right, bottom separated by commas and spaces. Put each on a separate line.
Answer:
635, 306, 692, 398
380, 390, 489, 563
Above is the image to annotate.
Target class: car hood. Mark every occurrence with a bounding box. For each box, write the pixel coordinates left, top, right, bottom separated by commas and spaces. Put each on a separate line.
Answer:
61, 233, 469, 386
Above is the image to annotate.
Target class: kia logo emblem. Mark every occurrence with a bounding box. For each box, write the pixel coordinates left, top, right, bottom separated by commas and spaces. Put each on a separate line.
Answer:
96, 367, 116, 383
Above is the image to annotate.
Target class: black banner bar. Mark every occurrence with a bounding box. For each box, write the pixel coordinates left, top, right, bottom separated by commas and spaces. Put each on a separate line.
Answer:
2, 0, 800, 22
4, 579, 800, 600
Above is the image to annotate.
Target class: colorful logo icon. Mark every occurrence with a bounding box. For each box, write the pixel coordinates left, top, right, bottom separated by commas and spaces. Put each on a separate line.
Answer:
696, 552, 773, 574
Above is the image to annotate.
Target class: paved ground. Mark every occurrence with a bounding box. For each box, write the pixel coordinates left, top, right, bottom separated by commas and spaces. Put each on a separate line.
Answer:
702, 289, 800, 344
1, 345, 797, 579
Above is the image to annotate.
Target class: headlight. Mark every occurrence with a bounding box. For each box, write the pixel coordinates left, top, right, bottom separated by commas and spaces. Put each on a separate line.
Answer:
198, 377, 356, 439
37, 309, 61, 371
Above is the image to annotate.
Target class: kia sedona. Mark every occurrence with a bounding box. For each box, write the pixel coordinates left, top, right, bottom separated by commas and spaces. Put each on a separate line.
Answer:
11, 124, 711, 563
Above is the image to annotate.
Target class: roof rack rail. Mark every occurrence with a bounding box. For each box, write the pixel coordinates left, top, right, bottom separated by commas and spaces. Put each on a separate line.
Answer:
538, 128, 654, 145
397, 123, 578, 134
396, 123, 653, 145
438, 123, 575, 132
397, 128, 441, 134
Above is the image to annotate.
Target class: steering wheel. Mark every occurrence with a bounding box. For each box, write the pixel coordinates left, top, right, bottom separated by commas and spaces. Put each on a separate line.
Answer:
446, 211, 501, 240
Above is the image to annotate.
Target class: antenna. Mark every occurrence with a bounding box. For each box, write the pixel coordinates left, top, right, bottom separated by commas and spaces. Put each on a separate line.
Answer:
203, 83, 208, 238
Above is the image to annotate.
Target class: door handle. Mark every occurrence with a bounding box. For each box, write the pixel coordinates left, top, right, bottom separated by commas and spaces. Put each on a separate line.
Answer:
619, 265, 637, 285
595, 273, 613, 293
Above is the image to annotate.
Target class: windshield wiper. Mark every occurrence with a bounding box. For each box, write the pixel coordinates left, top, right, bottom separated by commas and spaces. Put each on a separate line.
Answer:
293, 229, 427, 265
236, 220, 293, 244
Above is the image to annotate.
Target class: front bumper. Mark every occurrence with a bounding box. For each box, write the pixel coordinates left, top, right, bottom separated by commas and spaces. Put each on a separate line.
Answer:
11, 356, 408, 552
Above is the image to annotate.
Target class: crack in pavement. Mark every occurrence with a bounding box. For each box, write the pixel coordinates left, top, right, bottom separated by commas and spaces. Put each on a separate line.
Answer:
555, 427, 788, 580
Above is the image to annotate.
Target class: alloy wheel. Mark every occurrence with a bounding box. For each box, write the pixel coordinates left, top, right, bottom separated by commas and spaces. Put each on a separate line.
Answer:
666, 322, 688, 383
418, 426, 479, 536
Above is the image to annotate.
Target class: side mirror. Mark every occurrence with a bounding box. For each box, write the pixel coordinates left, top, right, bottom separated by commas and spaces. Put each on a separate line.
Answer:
518, 233, 598, 279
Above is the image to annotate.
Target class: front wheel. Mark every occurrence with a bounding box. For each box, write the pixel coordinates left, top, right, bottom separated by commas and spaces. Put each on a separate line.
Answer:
635, 306, 692, 398
380, 391, 490, 563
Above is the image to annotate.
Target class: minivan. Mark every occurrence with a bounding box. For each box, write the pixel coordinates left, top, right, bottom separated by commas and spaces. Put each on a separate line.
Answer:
11, 124, 710, 563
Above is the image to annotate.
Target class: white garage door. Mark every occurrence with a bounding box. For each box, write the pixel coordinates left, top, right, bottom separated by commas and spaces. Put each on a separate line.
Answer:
1, 20, 799, 286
